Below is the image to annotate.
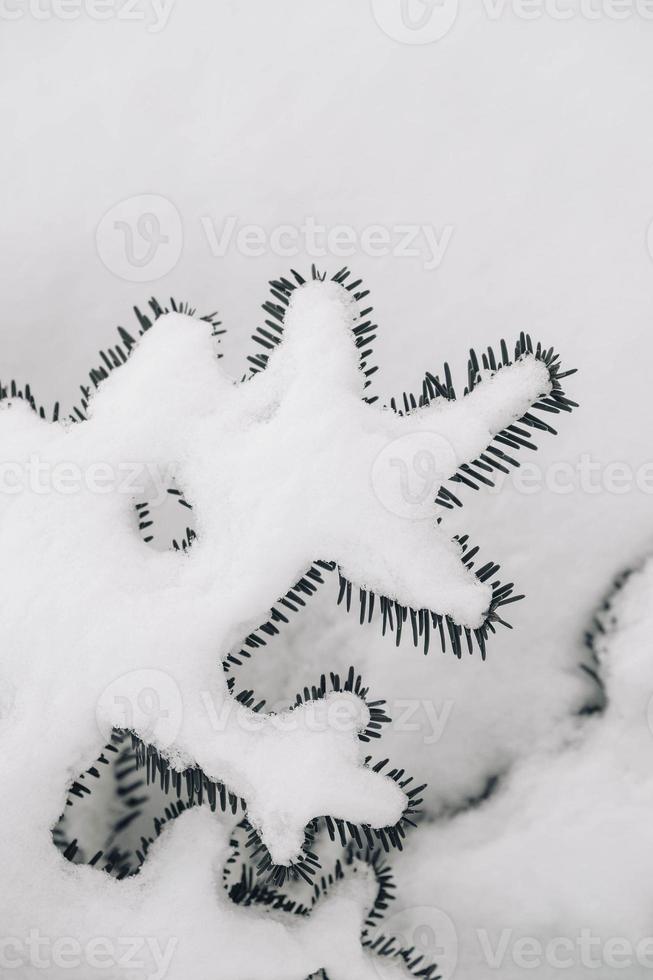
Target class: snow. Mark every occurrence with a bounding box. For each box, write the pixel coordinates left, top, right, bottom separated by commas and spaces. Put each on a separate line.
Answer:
0, 277, 548, 974
391, 559, 653, 979
6, 804, 390, 980
2, 3, 653, 977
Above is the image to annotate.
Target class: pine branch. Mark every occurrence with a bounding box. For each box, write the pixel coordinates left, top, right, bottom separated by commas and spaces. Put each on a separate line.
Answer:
247, 265, 379, 403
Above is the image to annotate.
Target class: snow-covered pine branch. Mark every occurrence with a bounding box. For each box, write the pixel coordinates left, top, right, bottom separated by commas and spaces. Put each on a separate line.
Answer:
0, 269, 577, 979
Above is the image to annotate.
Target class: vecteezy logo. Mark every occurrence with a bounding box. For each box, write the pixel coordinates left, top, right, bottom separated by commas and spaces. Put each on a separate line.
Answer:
371, 431, 456, 520
370, 0, 459, 43
96, 669, 183, 748
95, 194, 183, 282
373, 905, 459, 980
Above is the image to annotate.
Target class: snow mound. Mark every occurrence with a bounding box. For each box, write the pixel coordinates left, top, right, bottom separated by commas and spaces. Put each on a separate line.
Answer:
0, 280, 552, 977
393, 558, 653, 980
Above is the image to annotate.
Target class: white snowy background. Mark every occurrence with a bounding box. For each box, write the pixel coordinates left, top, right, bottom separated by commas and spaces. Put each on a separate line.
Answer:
2, 1, 653, 977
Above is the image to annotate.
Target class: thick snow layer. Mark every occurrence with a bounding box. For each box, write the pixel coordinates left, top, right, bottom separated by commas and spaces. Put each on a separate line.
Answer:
0, 280, 547, 974
4, 2, 649, 816
5, 803, 396, 980
2, 3, 653, 976
392, 559, 653, 979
